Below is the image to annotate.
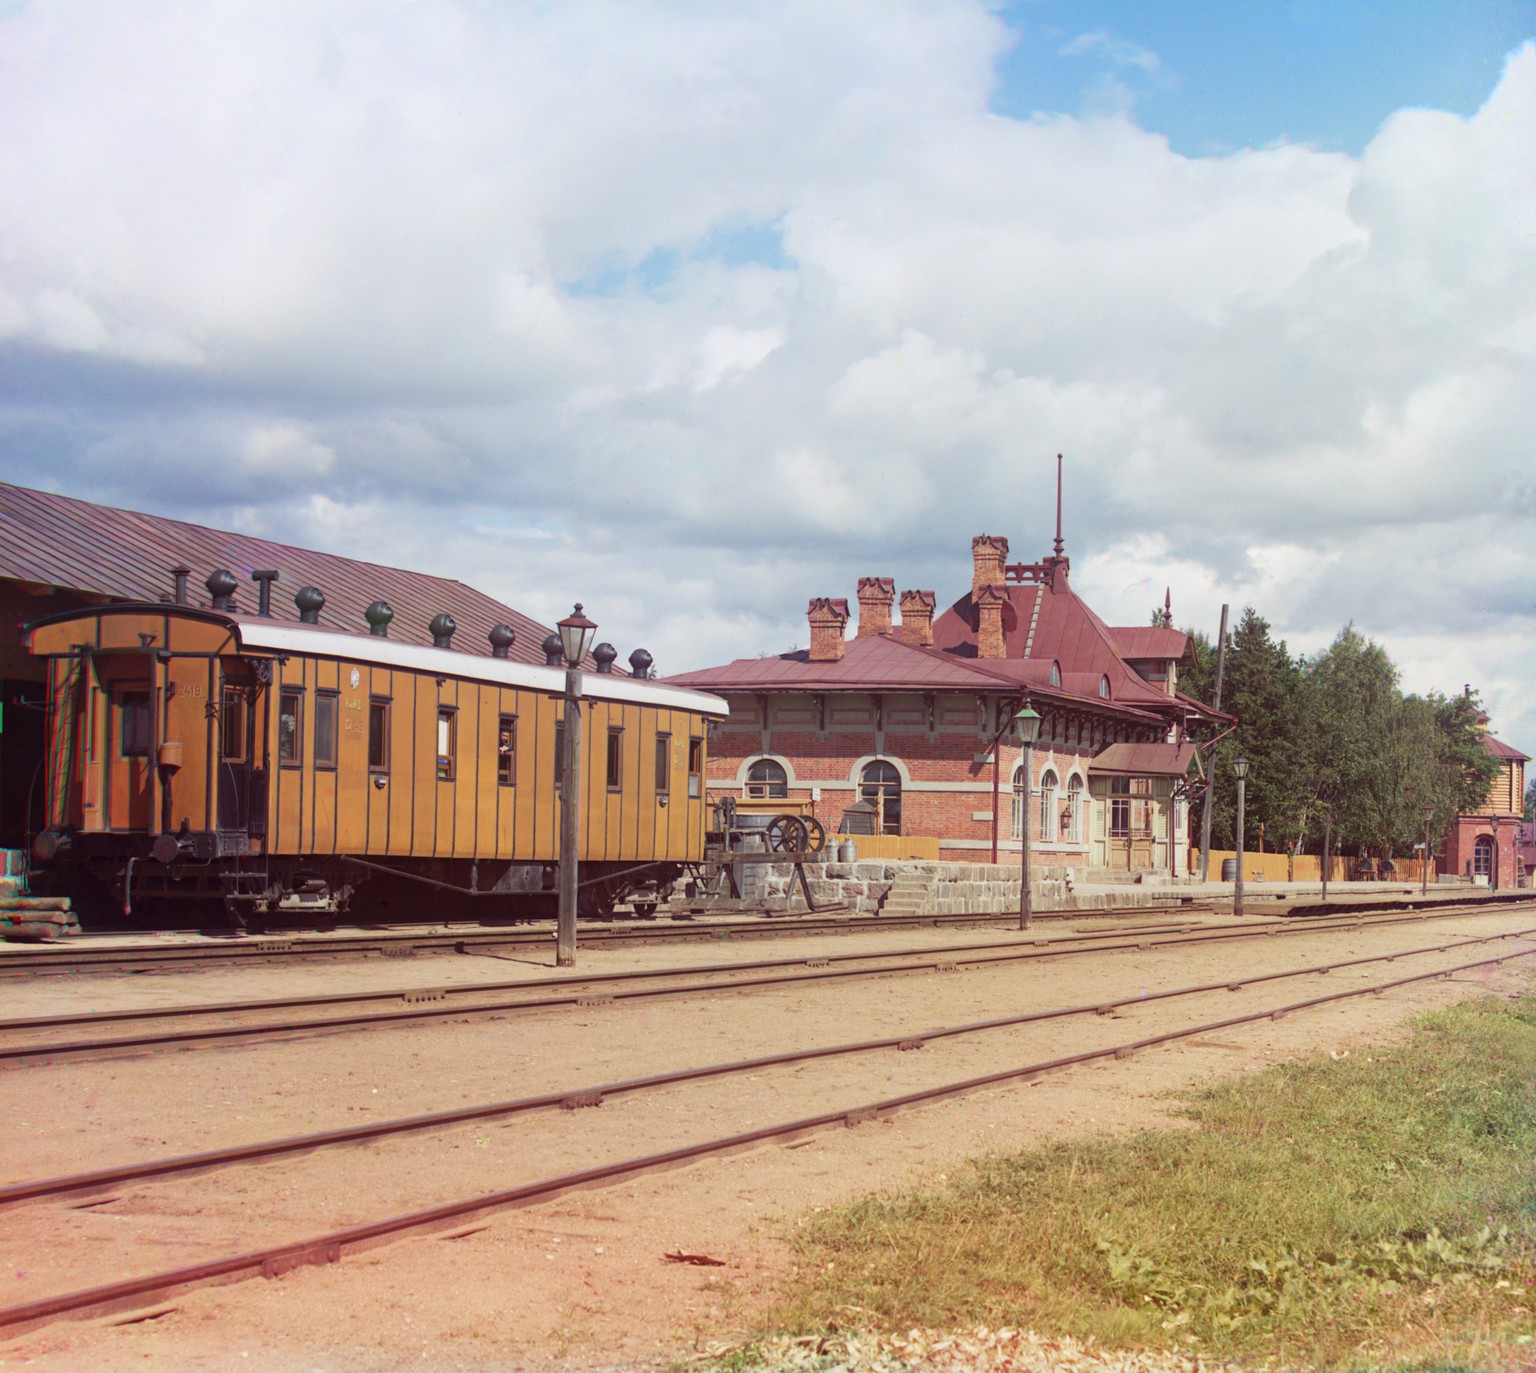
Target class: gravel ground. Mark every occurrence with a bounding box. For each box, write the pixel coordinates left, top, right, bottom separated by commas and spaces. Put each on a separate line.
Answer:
1, 904, 1533, 1372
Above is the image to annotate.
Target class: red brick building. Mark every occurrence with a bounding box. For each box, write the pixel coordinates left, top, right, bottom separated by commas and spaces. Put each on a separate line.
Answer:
1440, 715, 1528, 890
669, 530, 1225, 874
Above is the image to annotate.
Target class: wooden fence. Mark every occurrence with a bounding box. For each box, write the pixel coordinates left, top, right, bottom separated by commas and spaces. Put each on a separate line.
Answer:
837, 834, 941, 861
1191, 850, 1437, 884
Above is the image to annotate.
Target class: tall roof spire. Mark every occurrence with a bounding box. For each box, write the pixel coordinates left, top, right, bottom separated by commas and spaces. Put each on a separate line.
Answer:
1053, 452, 1065, 559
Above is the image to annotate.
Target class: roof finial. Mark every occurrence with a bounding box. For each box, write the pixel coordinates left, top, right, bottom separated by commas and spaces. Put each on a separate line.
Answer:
1164, 586, 1172, 628
1053, 453, 1065, 559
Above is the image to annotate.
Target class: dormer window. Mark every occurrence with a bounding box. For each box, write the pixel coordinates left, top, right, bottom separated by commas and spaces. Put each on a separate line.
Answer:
1098, 675, 1110, 699
1049, 661, 1061, 687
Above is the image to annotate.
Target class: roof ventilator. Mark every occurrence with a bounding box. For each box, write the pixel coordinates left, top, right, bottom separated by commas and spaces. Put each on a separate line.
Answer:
295, 586, 325, 624
429, 613, 457, 649
628, 648, 653, 678
488, 624, 516, 658
252, 569, 279, 616
364, 601, 394, 638
541, 633, 564, 666
592, 642, 618, 673
170, 566, 191, 605
206, 569, 238, 611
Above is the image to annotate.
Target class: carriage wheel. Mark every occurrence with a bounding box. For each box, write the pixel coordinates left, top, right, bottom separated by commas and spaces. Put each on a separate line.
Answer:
803, 817, 827, 854
766, 815, 810, 854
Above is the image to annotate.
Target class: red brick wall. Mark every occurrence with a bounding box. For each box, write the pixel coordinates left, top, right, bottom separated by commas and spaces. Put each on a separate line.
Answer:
709, 700, 1102, 862
1442, 813, 1521, 890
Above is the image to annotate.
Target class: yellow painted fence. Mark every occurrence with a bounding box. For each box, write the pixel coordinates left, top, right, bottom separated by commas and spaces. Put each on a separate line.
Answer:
1192, 850, 1437, 884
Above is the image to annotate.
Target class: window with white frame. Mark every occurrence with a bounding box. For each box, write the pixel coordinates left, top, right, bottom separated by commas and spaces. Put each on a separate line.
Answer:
1064, 774, 1083, 843
1037, 769, 1059, 841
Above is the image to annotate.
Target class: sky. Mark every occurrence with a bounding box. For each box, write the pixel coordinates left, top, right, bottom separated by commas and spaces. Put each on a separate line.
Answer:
1, 0, 1534, 755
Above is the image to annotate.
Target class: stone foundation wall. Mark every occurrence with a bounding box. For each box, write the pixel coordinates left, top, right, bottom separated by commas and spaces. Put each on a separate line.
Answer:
702, 858, 1184, 916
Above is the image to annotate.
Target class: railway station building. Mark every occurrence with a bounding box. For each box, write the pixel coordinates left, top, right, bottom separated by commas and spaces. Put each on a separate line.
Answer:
668, 529, 1228, 878
0, 482, 585, 853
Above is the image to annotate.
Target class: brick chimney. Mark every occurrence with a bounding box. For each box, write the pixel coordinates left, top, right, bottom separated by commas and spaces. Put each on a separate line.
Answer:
807, 597, 850, 662
856, 577, 895, 638
975, 584, 1007, 659
898, 589, 936, 647
972, 534, 1009, 594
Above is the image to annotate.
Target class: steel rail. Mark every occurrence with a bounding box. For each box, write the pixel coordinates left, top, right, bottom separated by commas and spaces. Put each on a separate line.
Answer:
3, 906, 1527, 1064
0, 903, 1460, 1032
3, 938, 1534, 1338
2, 906, 1524, 1064
5, 888, 1524, 982
0, 900, 1214, 977
4, 925, 1531, 1210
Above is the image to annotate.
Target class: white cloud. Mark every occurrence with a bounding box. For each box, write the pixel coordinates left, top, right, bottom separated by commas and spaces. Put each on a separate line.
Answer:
0, 5, 1533, 748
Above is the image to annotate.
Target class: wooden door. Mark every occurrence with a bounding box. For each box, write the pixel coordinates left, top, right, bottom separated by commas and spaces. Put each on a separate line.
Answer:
107, 684, 153, 832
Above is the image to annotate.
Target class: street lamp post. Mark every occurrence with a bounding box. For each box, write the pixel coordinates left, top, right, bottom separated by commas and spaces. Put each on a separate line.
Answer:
1422, 803, 1434, 896
1013, 702, 1042, 931
556, 603, 597, 968
1233, 756, 1250, 918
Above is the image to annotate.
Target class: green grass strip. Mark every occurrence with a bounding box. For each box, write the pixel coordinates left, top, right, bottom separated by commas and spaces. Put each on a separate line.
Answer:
758, 993, 1536, 1368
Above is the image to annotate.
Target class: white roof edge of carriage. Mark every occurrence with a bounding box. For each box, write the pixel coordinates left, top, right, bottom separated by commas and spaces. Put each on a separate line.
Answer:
228, 621, 730, 717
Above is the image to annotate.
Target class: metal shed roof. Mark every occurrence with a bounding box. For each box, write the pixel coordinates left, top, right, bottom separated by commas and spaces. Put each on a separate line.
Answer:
0, 482, 586, 670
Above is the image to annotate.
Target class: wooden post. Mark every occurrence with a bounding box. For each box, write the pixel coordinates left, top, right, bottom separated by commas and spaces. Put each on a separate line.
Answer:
1198, 604, 1229, 881
1018, 736, 1033, 930
1234, 770, 1246, 918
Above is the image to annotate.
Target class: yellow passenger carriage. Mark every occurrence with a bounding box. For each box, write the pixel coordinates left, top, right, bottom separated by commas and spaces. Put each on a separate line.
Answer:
24, 582, 727, 929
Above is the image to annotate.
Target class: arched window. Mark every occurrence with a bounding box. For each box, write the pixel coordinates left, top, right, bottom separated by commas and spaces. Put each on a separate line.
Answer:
1011, 764, 1028, 841
745, 758, 788, 799
1064, 774, 1084, 843
1098, 675, 1110, 699
1474, 835, 1494, 879
860, 761, 902, 835
1049, 661, 1061, 687
1038, 769, 1059, 841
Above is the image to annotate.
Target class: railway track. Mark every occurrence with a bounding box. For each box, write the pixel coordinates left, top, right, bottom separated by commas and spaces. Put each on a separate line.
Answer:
0, 899, 1217, 978
1, 901, 1525, 1063
3, 919, 1533, 1337
4, 890, 1523, 982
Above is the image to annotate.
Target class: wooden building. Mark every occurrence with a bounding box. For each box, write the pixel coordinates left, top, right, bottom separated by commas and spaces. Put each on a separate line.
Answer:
669, 526, 1226, 875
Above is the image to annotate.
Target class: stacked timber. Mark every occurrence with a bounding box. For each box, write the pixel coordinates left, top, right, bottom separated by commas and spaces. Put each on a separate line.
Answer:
0, 850, 79, 940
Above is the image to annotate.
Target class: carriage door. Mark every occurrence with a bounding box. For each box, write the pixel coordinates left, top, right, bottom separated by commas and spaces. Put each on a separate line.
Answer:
217, 675, 257, 842
105, 679, 154, 832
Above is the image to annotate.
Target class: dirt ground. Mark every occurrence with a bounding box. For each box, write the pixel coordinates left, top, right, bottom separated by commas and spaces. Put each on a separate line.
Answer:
2, 905, 1534, 1373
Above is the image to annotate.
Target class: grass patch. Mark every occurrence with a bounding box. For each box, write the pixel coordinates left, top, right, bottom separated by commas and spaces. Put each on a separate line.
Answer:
752, 994, 1536, 1368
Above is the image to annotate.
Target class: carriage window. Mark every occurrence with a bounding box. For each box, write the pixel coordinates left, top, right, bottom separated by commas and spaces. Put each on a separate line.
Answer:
314, 692, 338, 769
220, 686, 246, 760
119, 690, 151, 758
368, 698, 390, 770
687, 737, 703, 798
436, 708, 457, 781
278, 689, 303, 766
497, 715, 516, 786
655, 733, 671, 792
745, 758, 788, 799
606, 728, 623, 790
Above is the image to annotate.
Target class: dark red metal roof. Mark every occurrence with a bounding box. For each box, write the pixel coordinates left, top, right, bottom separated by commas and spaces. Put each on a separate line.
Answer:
1089, 741, 1197, 777
667, 632, 1016, 693
930, 577, 1185, 714
1109, 626, 1192, 661
0, 482, 569, 668
1482, 734, 1530, 762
